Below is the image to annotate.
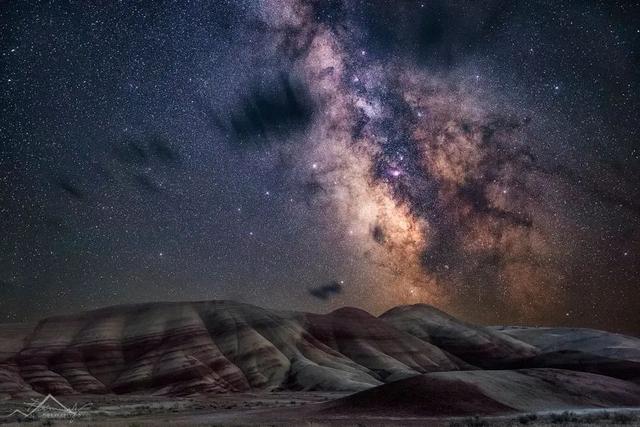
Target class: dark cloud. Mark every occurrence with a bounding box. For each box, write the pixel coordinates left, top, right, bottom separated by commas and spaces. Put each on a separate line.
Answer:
339, 0, 512, 67
536, 164, 640, 217
371, 224, 386, 245
215, 74, 315, 149
114, 140, 149, 166
149, 137, 181, 164
112, 136, 182, 167
309, 0, 344, 24
107, 135, 181, 194
308, 280, 343, 300
302, 179, 327, 201
133, 173, 162, 194
456, 183, 533, 228
54, 177, 87, 201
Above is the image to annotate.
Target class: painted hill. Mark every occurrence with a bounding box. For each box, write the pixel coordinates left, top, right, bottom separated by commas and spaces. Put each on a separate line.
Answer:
0, 300, 638, 412
0, 301, 459, 399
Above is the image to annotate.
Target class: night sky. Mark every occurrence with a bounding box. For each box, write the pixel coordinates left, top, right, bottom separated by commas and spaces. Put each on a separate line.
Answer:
1, 1, 639, 334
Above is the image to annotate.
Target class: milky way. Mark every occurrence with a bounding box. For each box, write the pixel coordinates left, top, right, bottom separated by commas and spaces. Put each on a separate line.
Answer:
254, 0, 566, 320
252, 0, 640, 325
2, 0, 639, 333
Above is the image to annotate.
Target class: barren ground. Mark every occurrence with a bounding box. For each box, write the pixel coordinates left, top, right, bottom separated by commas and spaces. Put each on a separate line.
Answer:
1, 393, 640, 426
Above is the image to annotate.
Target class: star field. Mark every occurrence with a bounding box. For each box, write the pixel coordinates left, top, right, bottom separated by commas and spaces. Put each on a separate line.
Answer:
1, 0, 639, 334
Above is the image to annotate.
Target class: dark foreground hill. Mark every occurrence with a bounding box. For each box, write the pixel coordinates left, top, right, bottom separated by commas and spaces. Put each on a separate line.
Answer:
318, 369, 640, 417
0, 300, 638, 417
